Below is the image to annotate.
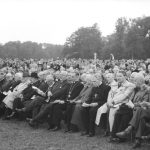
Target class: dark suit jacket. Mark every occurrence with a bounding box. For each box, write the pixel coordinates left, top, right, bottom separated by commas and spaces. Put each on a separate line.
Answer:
86, 83, 111, 107
22, 80, 41, 101
67, 81, 84, 101
0, 79, 13, 92
1, 79, 21, 92
9, 80, 21, 91
0, 78, 5, 91
50, 80, 71, 101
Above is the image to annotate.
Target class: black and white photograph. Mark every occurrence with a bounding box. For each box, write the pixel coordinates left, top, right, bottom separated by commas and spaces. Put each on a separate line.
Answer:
0, 0, 150, 149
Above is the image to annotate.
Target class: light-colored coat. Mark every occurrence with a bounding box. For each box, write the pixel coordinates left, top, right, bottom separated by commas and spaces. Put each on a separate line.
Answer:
95, 80, 118, 125
3, 81, 30, 109
109, 80, 135, 131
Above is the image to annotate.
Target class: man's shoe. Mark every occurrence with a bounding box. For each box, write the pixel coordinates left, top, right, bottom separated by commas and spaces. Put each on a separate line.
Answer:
26, 118, 32, 122
116, 131, 129, 138
141, 134, 150, 140
81, 131, 89, 136
116, 126, 132, 138
51, 126, 60, 131
47, 126, 54, 130
28, 120, 38, 128
2, 116, 10, 120
15, 108, 25, 112
7, 112, 15, 119
64, 128, 71, 133
117, 138, 127, 143
103, 131, 110, 137
108, 136, 120, 143
132, 139, 141, 149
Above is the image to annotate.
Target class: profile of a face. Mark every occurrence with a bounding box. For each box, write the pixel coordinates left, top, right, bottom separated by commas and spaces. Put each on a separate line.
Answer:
92, 79, 99, 87
134, 79, 141, 87
106, 73, 114, 84
133, 74, 145, 88
129, 72, 137, 83
116, 73, 125, 83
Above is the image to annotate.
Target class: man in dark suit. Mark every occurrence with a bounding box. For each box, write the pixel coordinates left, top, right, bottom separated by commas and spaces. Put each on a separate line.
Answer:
14, 72, 52, 119
81, 75, 111, 137
28, 71, 70, 129
63, 72, 84, 132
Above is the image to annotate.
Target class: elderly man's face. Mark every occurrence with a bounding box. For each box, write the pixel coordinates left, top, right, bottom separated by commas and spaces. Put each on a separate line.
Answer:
129, 74, 136, 83
54, 72, 60, 79
91, 79, 98, 87
70, 74, 78, 82
116, 73, 125, 83
45, 75, 54, 84
106, 74, 114, 84
15, 75, 20, 81
67, 73, 75, 81
67, 74, 73, 82
59, 73, 67, 81
133, 78, 143, 88
84, 78, 91, 86
6, 75, 13, 81
38, 74, 44, 80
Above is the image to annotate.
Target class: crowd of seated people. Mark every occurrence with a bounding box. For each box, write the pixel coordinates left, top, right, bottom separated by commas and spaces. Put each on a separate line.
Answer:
0, 57, 150, 149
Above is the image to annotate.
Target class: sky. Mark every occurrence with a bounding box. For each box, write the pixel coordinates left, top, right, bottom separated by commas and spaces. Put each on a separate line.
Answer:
0, 0, 150, 45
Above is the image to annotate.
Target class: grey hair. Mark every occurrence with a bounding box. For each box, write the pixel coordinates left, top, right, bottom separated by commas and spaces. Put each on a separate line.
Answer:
134, 73, 145, 84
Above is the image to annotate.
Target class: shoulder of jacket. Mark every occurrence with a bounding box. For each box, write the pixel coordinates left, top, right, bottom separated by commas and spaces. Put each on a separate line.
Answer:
124, 81, 135, 88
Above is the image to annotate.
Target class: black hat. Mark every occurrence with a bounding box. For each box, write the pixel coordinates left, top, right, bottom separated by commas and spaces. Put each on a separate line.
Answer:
30, 72, 38, 79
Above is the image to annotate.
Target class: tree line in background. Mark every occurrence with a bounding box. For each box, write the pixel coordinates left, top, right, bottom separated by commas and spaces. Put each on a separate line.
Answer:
0, 41, 63, 59
0, 16, 150, 60
63, 16, 150, 59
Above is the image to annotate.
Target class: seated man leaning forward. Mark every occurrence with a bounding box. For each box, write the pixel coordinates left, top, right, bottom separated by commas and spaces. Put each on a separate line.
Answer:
27, 71, 70, 129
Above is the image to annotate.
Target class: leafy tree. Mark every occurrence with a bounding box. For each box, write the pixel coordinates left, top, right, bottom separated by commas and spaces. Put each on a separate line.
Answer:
62, 23, 103, 59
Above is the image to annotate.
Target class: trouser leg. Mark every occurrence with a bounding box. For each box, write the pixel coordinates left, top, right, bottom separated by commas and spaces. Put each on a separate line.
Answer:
52, 103, 66, 127
109, 107, 119, 132
81, 107, 90, 133
89, 106, 99, 134
111, 113, 122, 138
65, 103, 75, 130
33, 103, 54, 123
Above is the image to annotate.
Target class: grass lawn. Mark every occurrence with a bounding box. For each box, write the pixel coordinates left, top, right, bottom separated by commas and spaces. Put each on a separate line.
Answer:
0, 119, 149, 150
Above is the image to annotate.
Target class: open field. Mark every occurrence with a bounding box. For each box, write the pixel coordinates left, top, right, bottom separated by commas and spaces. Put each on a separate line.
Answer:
0, 119, 149, 150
